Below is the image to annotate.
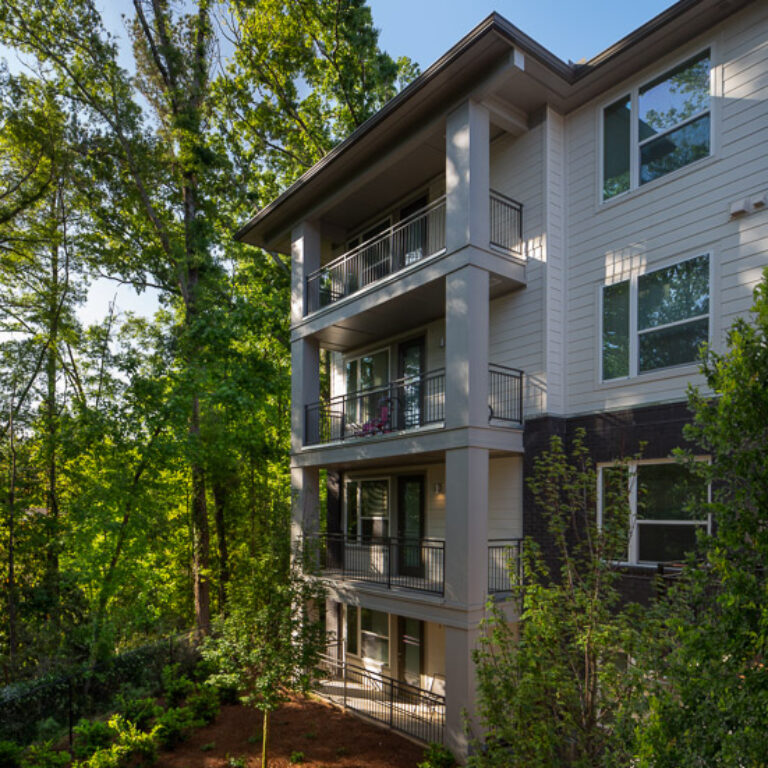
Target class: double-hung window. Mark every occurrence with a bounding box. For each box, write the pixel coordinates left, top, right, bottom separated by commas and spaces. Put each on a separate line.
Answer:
602, 50, 711, 200
599, 460, 710, 564
601, 253, 710, 380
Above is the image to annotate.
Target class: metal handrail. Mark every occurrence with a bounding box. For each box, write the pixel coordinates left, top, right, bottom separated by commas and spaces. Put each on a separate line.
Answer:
488, 538, 523, 594
305, 197, 447, 314
489, 190, 523, 254
488, 365, 524, 425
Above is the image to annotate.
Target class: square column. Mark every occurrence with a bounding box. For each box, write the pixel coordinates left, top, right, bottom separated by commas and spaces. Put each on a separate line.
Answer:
291, 465, 319, 545
291, 336, 320, 453
444, 446, 489, 607
445, 265, 489, 429
445, 100, 490, 253
291, 220, 322, 323
445, 623, 482, 761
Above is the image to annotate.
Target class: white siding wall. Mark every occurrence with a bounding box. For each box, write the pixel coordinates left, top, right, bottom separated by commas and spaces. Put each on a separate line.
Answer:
488, 456, 523, 539
489, 124, 547, 417
564, 3, 768, 415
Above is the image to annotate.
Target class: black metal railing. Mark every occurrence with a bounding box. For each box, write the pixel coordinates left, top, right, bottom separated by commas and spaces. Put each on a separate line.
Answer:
316, 648, 445, 745
305, 369, 445, 446
488, 539, 523, 594
489, 190, 523, 254
488, 364, 524, 424
306, 533, 445, 595
305, 198, 447, 314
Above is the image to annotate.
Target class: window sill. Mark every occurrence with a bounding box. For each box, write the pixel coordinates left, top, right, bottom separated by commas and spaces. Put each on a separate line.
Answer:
595, 152, 719, 214
597, 361, 704, 391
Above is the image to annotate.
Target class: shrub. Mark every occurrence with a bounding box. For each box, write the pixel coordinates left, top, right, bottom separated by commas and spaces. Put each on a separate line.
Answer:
160, 665, 194, 707
109, 716, 158, 766
20, 742, 70, 768
186, 686, 219, 725
154, 707, 200, 750
289, 751, 305, 764
418, 743, 456, 768
0, 740, 23, 768
72, 718, 115, 760
115, 696, 161, 731
34, 719, 62, 744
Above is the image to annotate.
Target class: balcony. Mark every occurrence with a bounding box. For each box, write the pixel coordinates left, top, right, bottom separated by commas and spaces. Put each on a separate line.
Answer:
316, 643, 445, 745
304, 365, 523, 447
487, 538, 522, 594
304, 192, 522, 316
307, 533, 445, 595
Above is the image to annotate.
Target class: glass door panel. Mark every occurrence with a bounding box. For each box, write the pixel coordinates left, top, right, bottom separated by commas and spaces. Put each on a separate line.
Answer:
397, 476, 424, 577
397, 617, 423, 688
398, 338, 424, 430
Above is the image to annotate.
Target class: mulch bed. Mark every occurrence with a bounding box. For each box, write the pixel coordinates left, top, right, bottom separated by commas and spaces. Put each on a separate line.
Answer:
154, 695, 426, 768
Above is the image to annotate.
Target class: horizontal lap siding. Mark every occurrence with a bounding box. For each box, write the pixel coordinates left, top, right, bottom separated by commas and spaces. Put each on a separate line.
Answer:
489, 126, 547, 417
564, 3, 768, 416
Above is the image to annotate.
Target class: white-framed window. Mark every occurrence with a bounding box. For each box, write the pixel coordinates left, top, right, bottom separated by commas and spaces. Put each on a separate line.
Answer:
345, 348, 389, 394
601, 253, 710, 381
598, 458, 710, 564
345, 606, 390, 664
602, 49, 711, 201
344, 477, 390, 540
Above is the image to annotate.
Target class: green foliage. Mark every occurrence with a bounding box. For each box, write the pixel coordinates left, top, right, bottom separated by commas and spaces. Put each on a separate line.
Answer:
154, 707, 200, 750
32, 721, 60, 745
72, 719, 114, 760
186, 686, 219, 725
289, 751, 305, 764
418, 743, 456, 768
0, 740, 23, 768
19, 742, 69, 768
115, 696, 161, 732
109, 716, 158, 766
161, 665, 194, 707
226, 756, 246, 768
633, 267, 768, 766
471, 430, 643, 768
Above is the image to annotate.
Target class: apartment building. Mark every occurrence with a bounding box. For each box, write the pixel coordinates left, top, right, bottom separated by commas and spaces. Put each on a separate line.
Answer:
236, 0, 768, 757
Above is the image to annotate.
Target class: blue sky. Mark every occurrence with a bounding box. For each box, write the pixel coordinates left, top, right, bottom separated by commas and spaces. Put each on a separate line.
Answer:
368, 1, 676, 70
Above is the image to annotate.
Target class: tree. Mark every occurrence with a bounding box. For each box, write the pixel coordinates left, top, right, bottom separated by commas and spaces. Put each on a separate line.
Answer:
634, 267, 768, 767
201, 503, 325, 768
470, 430, 643, 768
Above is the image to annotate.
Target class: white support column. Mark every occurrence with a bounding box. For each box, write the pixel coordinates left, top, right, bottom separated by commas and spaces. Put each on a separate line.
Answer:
291, 465, 319, 546
445, 100, 490, 253
445, 265, 489, 430
444, 446, 489, 608
444, 623, 482, 760
290, 336, 320, 454
291, 220, 322, 324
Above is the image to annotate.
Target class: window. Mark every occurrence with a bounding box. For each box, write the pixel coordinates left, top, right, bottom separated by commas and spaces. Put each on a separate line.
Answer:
345, 478, 389, 539
360, 609, 389, 664
602, 50, 711, 200
345, 349, 389, 425
601, 254, 710, 380
346, 605, 358, 655
599, 460, 710, 563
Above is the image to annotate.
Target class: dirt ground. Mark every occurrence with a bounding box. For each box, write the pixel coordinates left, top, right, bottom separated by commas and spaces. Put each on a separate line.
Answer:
154, 696, 426, 768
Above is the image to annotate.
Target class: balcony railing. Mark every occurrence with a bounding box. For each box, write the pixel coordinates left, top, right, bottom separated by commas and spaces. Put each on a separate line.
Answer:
489, 190, 523, 254
305, 197, 447, 314
306, 532, 445, 595
488, 538, 523, 594
316, 643, 445, 745
488, 364, 523, 425
305, 368, 446, 446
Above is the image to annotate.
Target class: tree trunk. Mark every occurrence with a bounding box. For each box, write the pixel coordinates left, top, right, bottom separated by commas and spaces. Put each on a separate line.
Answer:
212, 479, 230, 611
261, 708, 269, 768
190, 392, 210, 635
7, 391, 18, 681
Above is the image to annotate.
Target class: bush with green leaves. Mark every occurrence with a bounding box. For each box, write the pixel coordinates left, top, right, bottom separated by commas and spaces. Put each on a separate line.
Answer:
161, 664, 194, 707
186, 686, 219, 725
72, 718, 114, 760
115, 696, 161, 731
0, 740, 23, 768
110, 716, 158, 766
418, 742, 456, 768
19, 742, 70, 768
154, 706, 200, 750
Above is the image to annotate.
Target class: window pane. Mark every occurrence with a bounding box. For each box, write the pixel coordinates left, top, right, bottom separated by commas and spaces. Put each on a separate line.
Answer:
361, 608, 389, 636
602, 281, 630, 379
345, 360, 358, 393
639, 51, 710, 138
603, 95, 631, 200
346, 482, 358, 537
638, 255, 709, 330
638, 522, 704, 562
637, 463, 708, 521
638, 317, 708, 371
346, 607, 358, 655
358, 351, 388, 390
360, 480, 388, 517
640, 114, 710, 184
361, 517, 388, 539
361, 633, 389, 663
